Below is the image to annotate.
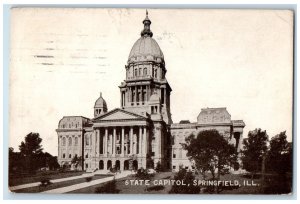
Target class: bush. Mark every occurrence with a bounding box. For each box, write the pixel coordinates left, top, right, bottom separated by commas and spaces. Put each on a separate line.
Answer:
135, 168, 153, 180
95, 179, 120, 194
169, 169, 200, 194
85, 177, 93, 182
40, 177, 52, 187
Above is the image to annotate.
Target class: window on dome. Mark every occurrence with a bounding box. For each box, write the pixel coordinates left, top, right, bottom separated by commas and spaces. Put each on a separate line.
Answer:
62, 137, 66, 146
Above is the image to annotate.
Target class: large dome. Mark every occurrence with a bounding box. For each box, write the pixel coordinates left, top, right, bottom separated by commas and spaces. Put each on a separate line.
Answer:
127, 11, 164, 64
128, 36, 164, 64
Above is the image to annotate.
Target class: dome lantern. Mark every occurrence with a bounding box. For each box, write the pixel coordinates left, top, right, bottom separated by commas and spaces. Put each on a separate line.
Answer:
141, 10, 153, 37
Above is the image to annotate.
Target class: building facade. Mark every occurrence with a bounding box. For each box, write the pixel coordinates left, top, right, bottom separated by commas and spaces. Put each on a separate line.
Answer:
170, 108, 245, 172
56, 12, 245, 172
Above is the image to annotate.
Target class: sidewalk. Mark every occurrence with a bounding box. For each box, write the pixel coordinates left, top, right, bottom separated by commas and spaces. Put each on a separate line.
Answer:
9, 173, 96, 191
42, 171, 130, 193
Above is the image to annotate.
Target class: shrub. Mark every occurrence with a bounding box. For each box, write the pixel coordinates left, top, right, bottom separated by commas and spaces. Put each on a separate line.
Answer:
95, 179, 120, 194
85, 176, 93, 182
135, 168, 153, 180
40, 177, 52, 187
169, 168, 200, 194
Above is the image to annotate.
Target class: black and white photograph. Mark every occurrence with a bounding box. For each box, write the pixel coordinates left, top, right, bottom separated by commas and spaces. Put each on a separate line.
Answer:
7, 7, 294, 195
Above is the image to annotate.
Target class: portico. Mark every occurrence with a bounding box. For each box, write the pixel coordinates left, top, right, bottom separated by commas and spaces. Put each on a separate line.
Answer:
91, 108, 151, 170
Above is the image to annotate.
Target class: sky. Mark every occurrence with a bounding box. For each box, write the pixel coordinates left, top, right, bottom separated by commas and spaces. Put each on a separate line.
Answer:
9, 8, 293, 156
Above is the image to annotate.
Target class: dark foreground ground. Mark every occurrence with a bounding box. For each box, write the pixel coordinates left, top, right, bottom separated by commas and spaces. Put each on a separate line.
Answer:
9, 170, 292, 195
69, 172, 292, 194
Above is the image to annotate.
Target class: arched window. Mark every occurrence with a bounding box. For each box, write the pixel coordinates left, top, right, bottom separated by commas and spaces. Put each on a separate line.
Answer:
154, 69, 157, 78
85, 135, 89, 145
85, 153, 88, 158
68, 137, 72, 146
139, 68, 142, 76
62, 153, 65, 158
75, 137, 78, 145
144, 68, 147, 76
135, 69, 137, 77
62, 137, 66, 146
69, 154, 72, 158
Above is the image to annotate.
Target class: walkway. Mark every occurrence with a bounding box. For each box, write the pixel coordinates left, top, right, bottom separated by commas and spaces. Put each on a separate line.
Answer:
42, 171, 131, 193
10, 173, 97, 191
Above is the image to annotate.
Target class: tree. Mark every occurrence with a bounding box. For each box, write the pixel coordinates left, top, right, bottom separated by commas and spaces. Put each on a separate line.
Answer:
9, 147, 25, 174
241, 128, 268, 177
71, 155, 82, 170
183, 130, 237, 182
19, 132, 43, 156
267, 131, 292, 174
19, 132, 43, 172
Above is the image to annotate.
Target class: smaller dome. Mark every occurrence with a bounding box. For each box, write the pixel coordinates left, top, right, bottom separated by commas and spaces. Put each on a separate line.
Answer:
149, 92, 161, 103
94, 92, 107, 108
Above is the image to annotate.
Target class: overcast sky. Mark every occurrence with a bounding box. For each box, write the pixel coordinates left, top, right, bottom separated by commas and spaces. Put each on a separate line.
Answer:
9, 8, 293, 155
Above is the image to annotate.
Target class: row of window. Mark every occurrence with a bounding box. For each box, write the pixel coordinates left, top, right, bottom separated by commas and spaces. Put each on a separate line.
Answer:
60, 122, 80, 129
61, 136, 79, 146
62, 153, 77, 159
131, 68, 160, 78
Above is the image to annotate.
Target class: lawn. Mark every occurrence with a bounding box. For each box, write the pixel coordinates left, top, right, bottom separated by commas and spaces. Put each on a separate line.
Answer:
9, 171, 84, 186
68, 172, 174, 194
68, 171, 290, 194
11, 174, 111, 193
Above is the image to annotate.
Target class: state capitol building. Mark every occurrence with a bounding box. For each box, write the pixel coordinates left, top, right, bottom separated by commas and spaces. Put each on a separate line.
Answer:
56, 11, 245, 172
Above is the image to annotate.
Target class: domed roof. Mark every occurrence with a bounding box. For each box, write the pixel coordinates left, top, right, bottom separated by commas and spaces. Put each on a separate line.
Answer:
128, 37, 164, 64
94, 92, 107, 108
127, 11, 164, 64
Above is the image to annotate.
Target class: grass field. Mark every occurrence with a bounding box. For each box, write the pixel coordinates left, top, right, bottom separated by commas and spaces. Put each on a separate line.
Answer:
9, 170, 292, 194
9, 171, 84, 186
68, 172, 292, 194
11, 174, 111, 193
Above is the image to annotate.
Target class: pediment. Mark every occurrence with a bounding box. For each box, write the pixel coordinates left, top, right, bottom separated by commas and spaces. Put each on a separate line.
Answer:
93, 108, 146, 122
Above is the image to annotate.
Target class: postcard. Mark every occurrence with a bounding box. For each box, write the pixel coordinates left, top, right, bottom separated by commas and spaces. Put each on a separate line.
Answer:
8, 8, 293, 195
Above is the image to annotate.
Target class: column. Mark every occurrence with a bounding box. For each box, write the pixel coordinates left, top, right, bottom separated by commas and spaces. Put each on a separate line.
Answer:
96, 129, 102, 155
164, 88, 166, 105
135, 86, 138, 103
92, 130, 96, 157
130, 127, 133, 155
121, 127, 125, 156
139, 126, 142, 156
142, 127, 146, 157
113, 128, 116, 156
105, 128, 108, 156
141, 86, 143, 102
